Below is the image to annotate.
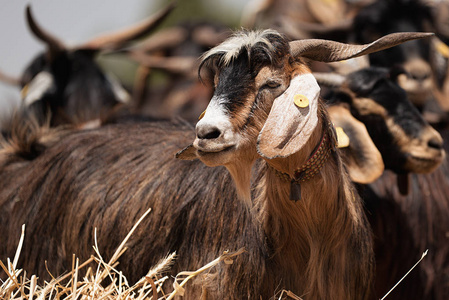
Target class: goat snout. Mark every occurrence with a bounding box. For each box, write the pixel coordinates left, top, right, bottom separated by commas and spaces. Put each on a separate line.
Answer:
196, 125, 222, 140
427, 135, 444, 151
194, 118, 238, 153
404, 126, 445, 173
193, 97, 239, 153
421, 127, 445, 153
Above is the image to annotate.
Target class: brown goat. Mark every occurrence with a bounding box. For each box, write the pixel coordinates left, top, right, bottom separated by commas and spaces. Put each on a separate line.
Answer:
0, 30, 433, 299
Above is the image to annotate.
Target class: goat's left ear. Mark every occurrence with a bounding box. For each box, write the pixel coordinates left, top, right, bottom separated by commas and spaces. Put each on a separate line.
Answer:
257, 72, 320, 159
175, 144, 198, 160
329, 105, 385, 184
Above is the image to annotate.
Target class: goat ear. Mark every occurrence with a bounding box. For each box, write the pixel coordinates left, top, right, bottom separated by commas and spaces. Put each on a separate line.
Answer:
175, 144, 198, 160
329, 105, 384, 184
257, 73, 320, 159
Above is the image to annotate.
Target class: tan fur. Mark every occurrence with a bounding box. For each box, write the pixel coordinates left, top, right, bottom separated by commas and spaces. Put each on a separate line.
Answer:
385, 117, 445, 173
252, 107, 372, 299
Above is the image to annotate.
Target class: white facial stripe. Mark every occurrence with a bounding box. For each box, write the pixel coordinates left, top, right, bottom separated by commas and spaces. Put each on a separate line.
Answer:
195, 95, 240, 152
106, 73, 131, 104
197, 96, 232, 130
22, 71, 55, 106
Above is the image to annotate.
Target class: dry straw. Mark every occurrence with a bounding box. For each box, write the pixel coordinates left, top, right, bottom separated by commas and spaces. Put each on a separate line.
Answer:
0, 207, 244, 300
2, 206, 426, 299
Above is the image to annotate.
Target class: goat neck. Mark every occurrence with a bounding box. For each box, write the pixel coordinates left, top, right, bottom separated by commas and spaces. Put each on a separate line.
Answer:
252, 107, 372, 300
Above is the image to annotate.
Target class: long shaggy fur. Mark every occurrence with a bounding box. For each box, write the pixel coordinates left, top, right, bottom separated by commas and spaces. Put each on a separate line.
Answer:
1, 30, 374, 299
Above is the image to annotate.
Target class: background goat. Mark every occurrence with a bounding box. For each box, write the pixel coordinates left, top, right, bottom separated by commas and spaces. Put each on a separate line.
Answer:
16, 4, 173, 128
352, 0, 449, 120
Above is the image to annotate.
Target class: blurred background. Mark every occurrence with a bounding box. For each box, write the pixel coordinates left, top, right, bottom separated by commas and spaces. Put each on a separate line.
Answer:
0, 0, 250, 116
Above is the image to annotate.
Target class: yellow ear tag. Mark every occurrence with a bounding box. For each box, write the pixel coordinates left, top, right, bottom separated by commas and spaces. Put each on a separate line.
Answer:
335, 126, 350, 148
198, 110, 206, 120
436, 40, 449, 58
294, 94, 309, 108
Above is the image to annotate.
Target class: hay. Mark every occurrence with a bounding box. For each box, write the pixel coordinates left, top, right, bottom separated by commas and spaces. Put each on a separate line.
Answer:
1, 204, 427, 299
0, 207, 244, 300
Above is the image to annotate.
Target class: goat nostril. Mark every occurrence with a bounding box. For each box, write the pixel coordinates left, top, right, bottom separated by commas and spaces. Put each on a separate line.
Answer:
197, 127, 221, 140
428, 138, 443, 150
411, 72, 430, 82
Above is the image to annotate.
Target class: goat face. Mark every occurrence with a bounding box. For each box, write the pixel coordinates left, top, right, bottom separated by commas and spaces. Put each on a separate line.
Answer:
193, 31, 296, 168
21, 50, 127, 126
19, 4, 174, 127
344, 67, 445, 173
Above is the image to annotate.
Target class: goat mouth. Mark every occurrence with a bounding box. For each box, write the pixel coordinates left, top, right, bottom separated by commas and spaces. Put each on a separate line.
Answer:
406, 153, 444, 172
197, 145, 235, 155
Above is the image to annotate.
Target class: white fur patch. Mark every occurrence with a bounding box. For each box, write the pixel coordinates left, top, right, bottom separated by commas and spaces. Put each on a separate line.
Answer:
22, 71, 55, 106
201, 29, 281, 66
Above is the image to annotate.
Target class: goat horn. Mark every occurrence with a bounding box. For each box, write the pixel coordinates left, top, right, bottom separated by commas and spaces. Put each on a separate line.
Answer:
26, 5, 65, 59
78, 2, 176, 51
0, 69, 20, 86
313, 72, 346, 87
289, 32, 435, 62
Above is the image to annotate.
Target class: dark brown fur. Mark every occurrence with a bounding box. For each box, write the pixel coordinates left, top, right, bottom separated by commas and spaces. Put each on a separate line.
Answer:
362, 131, 449, 300
0, 111, 374, 300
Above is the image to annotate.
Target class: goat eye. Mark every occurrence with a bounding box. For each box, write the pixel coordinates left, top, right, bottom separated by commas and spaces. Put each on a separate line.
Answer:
262, 81, 281, 90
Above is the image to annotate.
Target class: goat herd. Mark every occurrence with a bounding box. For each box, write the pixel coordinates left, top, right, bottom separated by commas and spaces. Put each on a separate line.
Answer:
1, 0, 449, 299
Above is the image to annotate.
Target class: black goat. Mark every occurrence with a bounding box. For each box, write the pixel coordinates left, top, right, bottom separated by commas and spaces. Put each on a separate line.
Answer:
353, 0, 449, 117
18, 4, 173, 128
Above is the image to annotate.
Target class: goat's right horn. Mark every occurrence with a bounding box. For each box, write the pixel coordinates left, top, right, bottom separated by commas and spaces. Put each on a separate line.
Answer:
26, 5, 65, 60
289, 32, 435, 62
78, 2, 176, 51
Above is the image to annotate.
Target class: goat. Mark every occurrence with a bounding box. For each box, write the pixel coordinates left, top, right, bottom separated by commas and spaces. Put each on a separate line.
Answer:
319, 67, 444, 176
318, 67, 449, 300
17, 4, 173, 128
0, 30, 432, 299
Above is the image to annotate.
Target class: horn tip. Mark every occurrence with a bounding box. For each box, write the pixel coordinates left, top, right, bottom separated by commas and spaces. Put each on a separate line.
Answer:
25, 4, 32, 18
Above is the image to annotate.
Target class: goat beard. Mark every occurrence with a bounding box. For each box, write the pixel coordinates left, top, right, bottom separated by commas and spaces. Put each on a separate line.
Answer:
225, 158, 255, 207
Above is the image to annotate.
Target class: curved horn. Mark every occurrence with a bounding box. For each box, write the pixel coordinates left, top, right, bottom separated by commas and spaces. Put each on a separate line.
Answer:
289, 32, 435, 62
26, 5, 65, 58
78, 2, 176, 51
0, 69, 20, 86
